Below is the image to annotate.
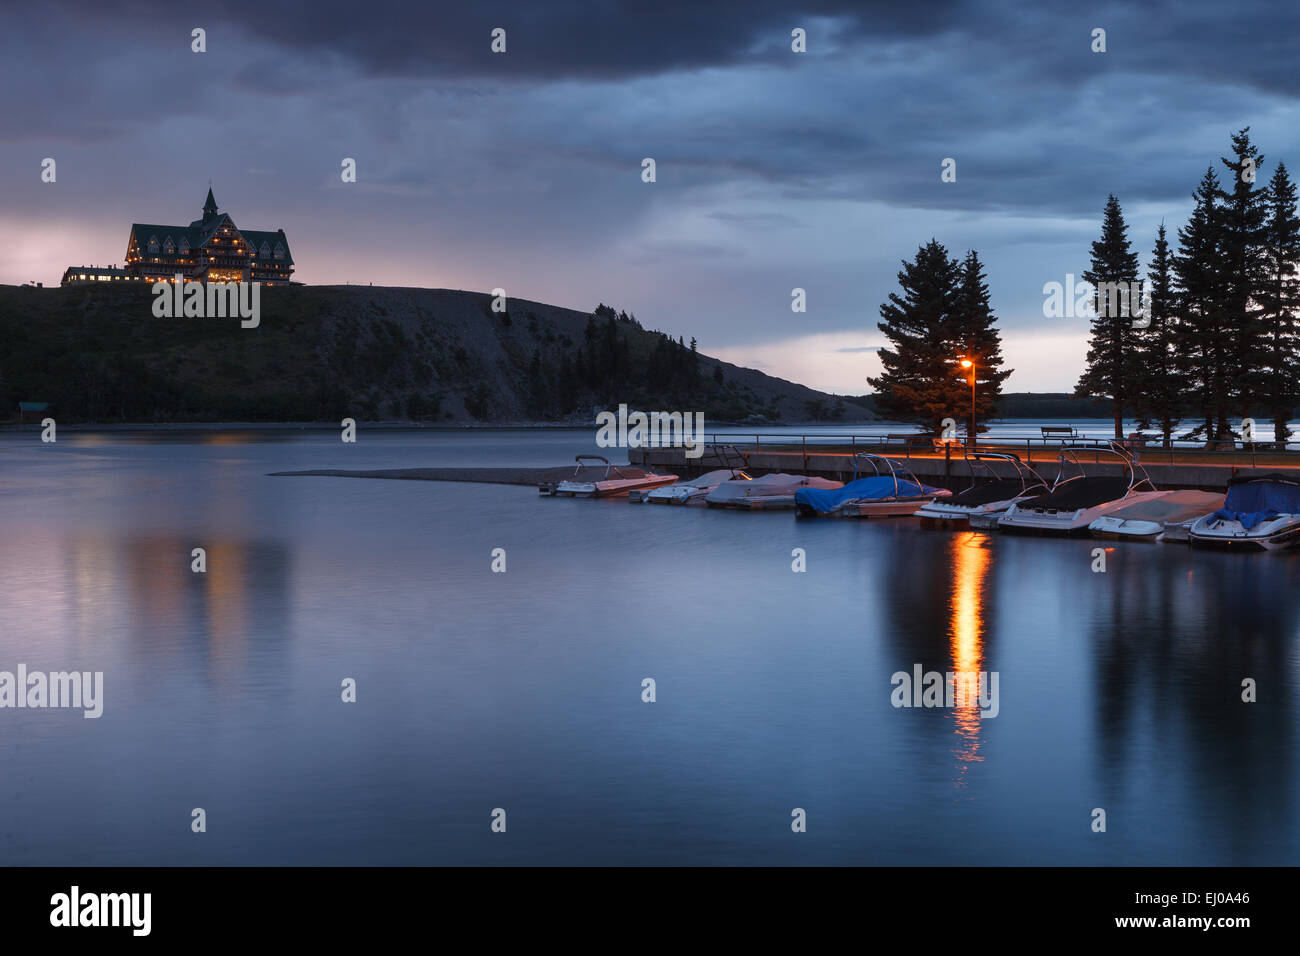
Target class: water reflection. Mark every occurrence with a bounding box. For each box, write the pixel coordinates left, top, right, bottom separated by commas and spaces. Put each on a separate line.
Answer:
880, 525, 999, 794
0, 530, 292, 692
948, 531, 991, 788
1087, 548, 1299, 858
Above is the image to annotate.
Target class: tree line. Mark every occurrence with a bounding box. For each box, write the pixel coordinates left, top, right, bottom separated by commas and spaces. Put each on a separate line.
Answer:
1076, 128, 1300, 443
866, 127, 1300, 446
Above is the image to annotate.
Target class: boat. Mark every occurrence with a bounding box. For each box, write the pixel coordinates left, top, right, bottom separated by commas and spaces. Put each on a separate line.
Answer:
705, 472, 843, 510
1088, 489, 1225, 542
630, 445, 751, 504
914, 452, 1049, 529
793, 454, 950, 518
997, 442, 1162, 536
1187, 473, 1300, 551
540, 455, 678, 498
630, 467, 752, 504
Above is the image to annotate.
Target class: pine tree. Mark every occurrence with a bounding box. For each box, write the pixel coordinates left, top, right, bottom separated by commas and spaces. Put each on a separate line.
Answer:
1131, 224, 1184, 444
1075, 195, 1140, 439
1214, 127, 1270, 437
866, 239, 964, 433
1173, 168, 1226, 440
1259, 160, 1300, 442
949, 250, 1012, 437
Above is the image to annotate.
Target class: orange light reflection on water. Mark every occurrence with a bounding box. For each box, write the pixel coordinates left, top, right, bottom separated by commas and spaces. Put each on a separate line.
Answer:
948, 531, 990, 788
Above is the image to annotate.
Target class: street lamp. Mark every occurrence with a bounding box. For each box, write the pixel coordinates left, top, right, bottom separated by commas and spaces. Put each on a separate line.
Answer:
959, 358, 975, 448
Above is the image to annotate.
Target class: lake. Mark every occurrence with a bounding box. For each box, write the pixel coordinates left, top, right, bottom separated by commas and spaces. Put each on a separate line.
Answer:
1, 426, 1296, 864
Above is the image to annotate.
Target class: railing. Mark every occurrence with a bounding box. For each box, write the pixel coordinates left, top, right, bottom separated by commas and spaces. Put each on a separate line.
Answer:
662, 432, 1300, 469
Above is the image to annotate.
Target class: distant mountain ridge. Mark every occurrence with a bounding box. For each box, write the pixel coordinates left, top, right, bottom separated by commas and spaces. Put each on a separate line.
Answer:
0, 284, 874, 424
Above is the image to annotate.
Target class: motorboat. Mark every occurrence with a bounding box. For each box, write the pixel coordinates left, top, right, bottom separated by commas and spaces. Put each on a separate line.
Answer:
540, 455, 678, 498
705, 472, 842, 510
631, 445, 751, 504
794, 454, 949, 518
1088, 489, 1225, 542
1187, 472, 1300, 551
914, 452, 1048, 529
997, 442, 1162, 536
631, 467, 752, 504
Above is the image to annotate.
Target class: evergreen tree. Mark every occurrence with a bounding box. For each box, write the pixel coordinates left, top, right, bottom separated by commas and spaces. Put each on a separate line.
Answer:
1075, 195, 1140, 439
1214, 127, 1270, 436
1260, 160, 1300, 442
866, 239, 963, 433
949, 250, 1012, 437
1131, 224, 1184, 444
1173, 168, 1225, 439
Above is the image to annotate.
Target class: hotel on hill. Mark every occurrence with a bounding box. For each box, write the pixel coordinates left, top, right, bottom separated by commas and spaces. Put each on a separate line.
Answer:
61, 188, 295, 286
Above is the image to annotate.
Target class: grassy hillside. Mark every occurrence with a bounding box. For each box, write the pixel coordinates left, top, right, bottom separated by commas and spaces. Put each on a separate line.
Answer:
0, 284, 873, 424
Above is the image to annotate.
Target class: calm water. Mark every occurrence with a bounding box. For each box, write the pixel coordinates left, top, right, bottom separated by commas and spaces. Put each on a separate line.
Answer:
1, 427, 1297, 865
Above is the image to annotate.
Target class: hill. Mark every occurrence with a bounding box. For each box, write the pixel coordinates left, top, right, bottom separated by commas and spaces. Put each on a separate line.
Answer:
0, 284, 874, 425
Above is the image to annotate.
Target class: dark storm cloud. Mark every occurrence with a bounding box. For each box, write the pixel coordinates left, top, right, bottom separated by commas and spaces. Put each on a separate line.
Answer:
10, 0, 1300, 219
33, 0, 1300, 96
30, 0, 961, 81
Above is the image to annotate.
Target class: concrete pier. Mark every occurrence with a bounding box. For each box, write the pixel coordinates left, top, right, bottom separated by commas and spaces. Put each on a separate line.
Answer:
630, 443, 1299, 491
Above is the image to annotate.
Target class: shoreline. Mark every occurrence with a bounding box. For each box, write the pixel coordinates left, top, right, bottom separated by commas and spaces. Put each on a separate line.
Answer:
267, 466, 584, 486
0, 420, 875, 433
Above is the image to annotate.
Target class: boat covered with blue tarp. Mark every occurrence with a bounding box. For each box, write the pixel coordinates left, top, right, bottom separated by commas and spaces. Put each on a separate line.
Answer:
795, 456, 951, 518
1210, 474, 1300, 530
1189, 472, 1300, 551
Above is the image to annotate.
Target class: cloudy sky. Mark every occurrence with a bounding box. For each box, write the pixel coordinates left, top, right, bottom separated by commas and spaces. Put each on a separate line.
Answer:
4, 1, 1298, 393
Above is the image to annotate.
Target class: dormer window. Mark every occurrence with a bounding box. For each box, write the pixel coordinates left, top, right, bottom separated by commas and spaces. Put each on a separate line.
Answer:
163, 237, 175, 254
148, 236, 159, 254
274, 242, 285, 260
260, 241, 271, 258
178, 237, 189, 254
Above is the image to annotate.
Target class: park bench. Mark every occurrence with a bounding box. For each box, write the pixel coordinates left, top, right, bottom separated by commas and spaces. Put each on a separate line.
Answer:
1040, 425, 1079, 441
885, 432, 938, 450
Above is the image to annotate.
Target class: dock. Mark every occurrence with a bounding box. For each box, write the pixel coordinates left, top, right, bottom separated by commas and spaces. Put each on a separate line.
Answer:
630, 435, 1300, 492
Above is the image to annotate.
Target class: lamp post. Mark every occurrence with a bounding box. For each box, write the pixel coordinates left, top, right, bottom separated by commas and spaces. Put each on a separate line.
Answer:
960, 358, 976, 448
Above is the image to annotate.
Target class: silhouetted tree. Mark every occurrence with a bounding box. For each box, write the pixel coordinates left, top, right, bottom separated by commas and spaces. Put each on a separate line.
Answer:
1131, 224, 1185, 444
1259, 160, 1300, 442
867, 239, 965, 433
1174, 168, 1226, 439
1075, 195, 1141, 439
949, 250, 1012, 435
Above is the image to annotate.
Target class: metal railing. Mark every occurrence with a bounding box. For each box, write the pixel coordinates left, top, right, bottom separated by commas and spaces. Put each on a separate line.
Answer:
666, 432, 1300, 470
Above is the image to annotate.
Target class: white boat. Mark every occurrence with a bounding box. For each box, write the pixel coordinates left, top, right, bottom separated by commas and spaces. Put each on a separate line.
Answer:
1187, 473, 1300, 551
630, 445, 751, 504
1088, 489, 1225, 542
630, 467, 752, 504
997, 443, 1162, 536
914, 452, 1048, 529
794, 454, 950, 518
540, 455, 678, 498
705, 472, 843, 510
